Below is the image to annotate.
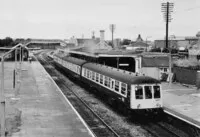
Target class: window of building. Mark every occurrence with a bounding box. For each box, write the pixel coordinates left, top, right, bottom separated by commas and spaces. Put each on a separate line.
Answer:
164, 68, 168, 72
135, 86, 143, 99
121, 83, 127, 95
153, 86, 161, 98
145, 86, 152, 99
115, 80, 120, 92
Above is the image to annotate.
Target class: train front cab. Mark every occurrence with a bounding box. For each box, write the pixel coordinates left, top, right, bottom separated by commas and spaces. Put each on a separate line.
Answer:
130, 84, 163, 113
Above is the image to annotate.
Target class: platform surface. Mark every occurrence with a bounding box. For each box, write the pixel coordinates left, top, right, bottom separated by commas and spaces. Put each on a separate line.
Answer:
162, 82, 200, 128
1, 61, 94, 137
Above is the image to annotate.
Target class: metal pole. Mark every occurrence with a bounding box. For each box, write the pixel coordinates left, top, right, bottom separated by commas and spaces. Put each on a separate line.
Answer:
146, 38, 147, 52
169, 37, 172, 87
20, 47, 22, 79
22, 47, 24, 63
165, 2, 169, 49
112, 27, 114, 48
0, 57, 5, 137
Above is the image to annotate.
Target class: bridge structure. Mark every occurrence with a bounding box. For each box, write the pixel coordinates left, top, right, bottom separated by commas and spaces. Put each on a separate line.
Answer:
24, 39, 67, 49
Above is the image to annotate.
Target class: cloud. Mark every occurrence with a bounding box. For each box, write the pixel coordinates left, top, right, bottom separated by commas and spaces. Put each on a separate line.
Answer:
27, 13, 67, 24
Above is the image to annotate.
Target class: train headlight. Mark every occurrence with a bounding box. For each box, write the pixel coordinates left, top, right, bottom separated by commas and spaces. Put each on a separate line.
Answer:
137, 104, 141, 109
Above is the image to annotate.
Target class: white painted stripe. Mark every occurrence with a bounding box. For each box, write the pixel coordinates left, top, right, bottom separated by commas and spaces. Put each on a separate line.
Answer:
37, 60, 96, 137
164, 110, 200, 129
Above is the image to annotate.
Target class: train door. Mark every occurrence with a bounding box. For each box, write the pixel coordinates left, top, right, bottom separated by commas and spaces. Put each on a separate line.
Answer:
130, 85, 144, 109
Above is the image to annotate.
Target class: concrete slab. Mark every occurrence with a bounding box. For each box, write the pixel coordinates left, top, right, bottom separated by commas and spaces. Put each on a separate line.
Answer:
162, 82, 200, 128
1, 62, 94, 137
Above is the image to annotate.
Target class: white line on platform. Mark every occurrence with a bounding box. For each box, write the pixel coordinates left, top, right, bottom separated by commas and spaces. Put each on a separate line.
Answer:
164, 110, 200, 129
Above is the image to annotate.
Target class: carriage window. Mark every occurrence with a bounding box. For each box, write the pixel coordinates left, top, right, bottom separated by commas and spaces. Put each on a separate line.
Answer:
86, 70, 89, 78
96, 73, 99, 82
89, 71, 92, 79
92, 71, 95, 80
153, 86, 160, 98
111, 80, 114, 89
104, 77, 111, 87
145, 86, 152, 99
104, 76, 108, 86
100, 74, 103, 84
115, 80, 119, 92
121, 83, 127, 95
135, 86, 143, 99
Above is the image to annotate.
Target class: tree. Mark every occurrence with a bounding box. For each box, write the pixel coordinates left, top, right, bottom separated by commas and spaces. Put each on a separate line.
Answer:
0, 37, 14, 47
121, 39, 131, 45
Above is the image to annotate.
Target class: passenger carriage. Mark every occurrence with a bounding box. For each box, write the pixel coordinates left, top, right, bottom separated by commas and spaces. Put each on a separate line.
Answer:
53, 54, 163, 112
82, 63, 162, 111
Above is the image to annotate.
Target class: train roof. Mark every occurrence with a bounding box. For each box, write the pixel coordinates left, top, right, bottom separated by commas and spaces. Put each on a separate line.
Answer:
62, 56, 87, 66
54, 53, 87, 66
83, 62, 160, 85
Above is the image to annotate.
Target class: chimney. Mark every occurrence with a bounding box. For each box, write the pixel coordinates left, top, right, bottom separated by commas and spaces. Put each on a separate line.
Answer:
100, 30, 105, 48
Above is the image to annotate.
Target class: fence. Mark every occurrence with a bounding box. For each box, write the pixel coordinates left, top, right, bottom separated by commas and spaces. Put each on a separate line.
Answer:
173, 66, 198, 86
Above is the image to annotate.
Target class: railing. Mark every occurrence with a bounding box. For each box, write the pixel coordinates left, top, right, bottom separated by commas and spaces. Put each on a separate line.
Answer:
0, 43, 27, 137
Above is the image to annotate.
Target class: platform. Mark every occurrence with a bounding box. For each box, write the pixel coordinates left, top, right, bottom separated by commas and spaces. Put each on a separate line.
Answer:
162, 82, 200, 128
2, 61, 94, 137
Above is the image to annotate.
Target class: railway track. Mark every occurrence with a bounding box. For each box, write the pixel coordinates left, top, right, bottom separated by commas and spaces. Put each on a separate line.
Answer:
36, 53, 120, 137
36, 52, 193, 137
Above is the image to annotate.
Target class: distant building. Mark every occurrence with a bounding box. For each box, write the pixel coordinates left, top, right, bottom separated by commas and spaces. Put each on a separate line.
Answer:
113, 38, 121, 49
124, 34, 149, 51
154, 34, 199, 49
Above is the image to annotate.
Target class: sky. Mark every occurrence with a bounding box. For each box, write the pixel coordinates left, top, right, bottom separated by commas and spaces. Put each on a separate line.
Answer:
0, 0, 200, 40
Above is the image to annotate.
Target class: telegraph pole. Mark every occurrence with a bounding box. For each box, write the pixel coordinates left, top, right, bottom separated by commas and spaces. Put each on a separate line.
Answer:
161, 2, 174, 49
161, 2, 174, 86
109, 24, 116, 49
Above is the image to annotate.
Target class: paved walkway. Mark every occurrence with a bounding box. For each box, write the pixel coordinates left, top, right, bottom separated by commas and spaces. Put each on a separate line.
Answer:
162, 82, 200, 128
1, 61, 94, 137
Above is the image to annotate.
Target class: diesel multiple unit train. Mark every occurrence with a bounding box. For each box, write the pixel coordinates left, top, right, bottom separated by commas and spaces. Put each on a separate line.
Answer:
53, 53, 163, 113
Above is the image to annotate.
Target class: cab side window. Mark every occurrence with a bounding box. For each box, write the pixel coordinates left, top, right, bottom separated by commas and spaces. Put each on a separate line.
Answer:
135, 86, 143, 99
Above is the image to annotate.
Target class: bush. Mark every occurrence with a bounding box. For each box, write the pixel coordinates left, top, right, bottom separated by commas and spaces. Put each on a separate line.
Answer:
173, 58, 200, 70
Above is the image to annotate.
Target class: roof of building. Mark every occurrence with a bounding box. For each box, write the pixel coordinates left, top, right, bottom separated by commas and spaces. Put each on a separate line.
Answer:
129, 41, 148, 47
142, 56, 169, 67
76, 38, 100, 46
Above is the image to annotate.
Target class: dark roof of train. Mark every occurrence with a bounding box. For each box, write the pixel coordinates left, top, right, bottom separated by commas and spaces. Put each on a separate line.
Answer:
54, 54, 160, 84
62, 56, 87, 66
83, 62, 160, 85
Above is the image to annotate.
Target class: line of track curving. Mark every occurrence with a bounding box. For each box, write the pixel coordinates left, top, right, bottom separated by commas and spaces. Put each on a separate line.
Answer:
36, 52, 120, 137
